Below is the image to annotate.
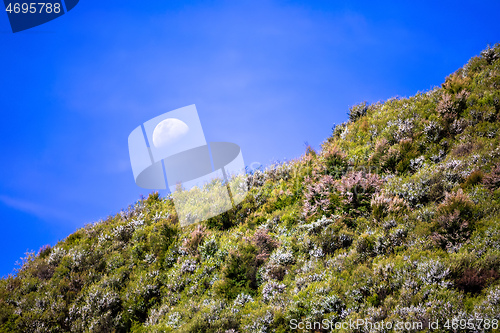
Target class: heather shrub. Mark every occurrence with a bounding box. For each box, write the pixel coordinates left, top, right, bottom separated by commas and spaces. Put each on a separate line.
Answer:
123, 271, 161, 322
181, 225, 207, 257
251, 228, 278, 259
437, 188, 474, 218
336, 171, 382, 214
423, 120, 443, 143
431, 189, 475, 250
199, 235, 219, 260
331, 122, 347, 139
455, 268, 499, 294
473, 285, 500, 321
240, 307, 275, 333
381, 149, 399, 172
461, 169, 483, 188
261, 280, 286, 303
394, 139, 420, 174
370, 191, 408, 220
302, 174, 339, 217
348, 101, 368, 122
301, 217, 354, 257
317, 144, 348, 178
368, 137, 389, 165
32, 261, 54, 281
394, 119, 415, 142
308, 294, 345, 322
354, 233, 375, 259
373, 227, 407, 255
442, 69, 472, 95
2, 45, 500, 333
451, 140, 483, 157
259, 248, 294, 282
69, 285, 123, 332
480, 44, 500, 65
37, 245, 51, 259
215, 238, 268, 299
369, 136, 418, 174
437, 90, 469, 123
466, 104, 497, 126
149, 221, 178, 262
300, 145, 349, 217
473, 120, 498, 138
483, 163, 500, 191
386, 164, 452, 206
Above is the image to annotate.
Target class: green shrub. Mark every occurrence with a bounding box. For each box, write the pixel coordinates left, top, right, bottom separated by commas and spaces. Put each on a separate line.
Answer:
431, 189, 475, 250
483, 164, 500, 191
348, 102, 368, 122
2, 44, 500, 333
215, 245, 258, 299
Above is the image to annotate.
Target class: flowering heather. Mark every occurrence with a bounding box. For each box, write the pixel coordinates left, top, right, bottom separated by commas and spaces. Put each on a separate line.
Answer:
1, 45, 500, 332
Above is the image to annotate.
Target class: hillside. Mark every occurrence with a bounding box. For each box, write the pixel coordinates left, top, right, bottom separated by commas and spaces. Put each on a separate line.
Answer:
1, 44, 500, 333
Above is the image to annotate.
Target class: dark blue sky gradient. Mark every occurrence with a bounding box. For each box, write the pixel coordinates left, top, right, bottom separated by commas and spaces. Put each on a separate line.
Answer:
1, 0, 499, 276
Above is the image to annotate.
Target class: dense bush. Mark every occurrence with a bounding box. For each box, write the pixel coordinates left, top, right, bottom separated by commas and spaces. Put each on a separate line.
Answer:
1, 44, 500, 332
348, 101, 368, 122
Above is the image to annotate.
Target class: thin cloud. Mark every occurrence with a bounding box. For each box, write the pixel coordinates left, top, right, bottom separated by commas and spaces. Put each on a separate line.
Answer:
0, 195, 78, 224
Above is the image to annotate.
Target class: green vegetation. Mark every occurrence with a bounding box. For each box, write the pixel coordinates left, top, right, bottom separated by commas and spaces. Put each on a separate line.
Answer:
1, 45, 500, 332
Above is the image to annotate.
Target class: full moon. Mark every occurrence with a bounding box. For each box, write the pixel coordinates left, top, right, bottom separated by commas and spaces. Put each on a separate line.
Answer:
152, 118, 189, 148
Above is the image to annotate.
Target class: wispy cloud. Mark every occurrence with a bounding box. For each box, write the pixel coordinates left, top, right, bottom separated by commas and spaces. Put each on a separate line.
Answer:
0, 195, 78, 224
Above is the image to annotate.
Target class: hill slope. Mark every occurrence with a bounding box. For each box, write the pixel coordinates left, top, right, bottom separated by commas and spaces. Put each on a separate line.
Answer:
1, 45, 500, 333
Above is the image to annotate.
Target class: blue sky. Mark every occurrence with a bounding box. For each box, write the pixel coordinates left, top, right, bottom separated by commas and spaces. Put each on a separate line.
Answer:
0, 0, 499, 276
